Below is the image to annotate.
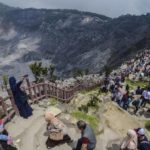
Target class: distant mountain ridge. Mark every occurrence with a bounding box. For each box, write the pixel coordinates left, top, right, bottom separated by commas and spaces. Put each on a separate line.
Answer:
0, 3, 150, 77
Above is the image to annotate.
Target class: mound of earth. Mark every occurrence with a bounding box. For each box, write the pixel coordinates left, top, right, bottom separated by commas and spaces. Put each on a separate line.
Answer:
103, 101, 144, 136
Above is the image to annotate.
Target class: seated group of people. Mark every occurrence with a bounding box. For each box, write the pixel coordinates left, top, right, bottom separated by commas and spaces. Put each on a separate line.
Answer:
121, 128, 150, 150
1, 112, 150, 150
44, 111, 150, 150
114, 85, 150, 114
101, 74, 150, 114
45, 111, 97, 150
0, 111, 96, 150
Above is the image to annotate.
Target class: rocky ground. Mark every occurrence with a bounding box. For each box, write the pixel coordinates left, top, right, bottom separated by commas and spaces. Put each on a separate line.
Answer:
5, 88, 150, 150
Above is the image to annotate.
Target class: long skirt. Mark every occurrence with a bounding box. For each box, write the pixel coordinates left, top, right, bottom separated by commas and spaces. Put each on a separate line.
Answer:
46, 135, 71, 149
17, 101, 33, 119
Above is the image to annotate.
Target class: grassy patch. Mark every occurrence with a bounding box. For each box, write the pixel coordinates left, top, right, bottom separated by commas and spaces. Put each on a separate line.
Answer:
49, 98, 57, 106
126, 79, 149, 90
71, 111, 99, 134
78, 95, 100, 113
80, 87, 99, 95
145, 120, 150, 131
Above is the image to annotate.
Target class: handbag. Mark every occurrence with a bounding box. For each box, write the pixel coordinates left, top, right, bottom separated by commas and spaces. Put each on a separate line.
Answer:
49, 129, 64, 141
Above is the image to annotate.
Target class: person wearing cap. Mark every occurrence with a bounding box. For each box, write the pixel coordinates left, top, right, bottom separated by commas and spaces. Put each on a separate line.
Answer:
137, 128, 150, 150
120, 129, 138, 150
73, 120, 96, 150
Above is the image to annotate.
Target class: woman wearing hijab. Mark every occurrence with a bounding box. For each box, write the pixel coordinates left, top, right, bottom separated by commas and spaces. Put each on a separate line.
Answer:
9, 76, 33, 119
120, 129, 138, 150
45, 112, 71, 148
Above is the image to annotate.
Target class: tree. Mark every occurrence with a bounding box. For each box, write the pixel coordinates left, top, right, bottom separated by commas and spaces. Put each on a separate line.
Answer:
2, 75, 8, 89
73, 68, 84, 78
29, 62, 48, 82
84, 68, 89, 75
48, 64, 57, 82
103, 65, 112, 77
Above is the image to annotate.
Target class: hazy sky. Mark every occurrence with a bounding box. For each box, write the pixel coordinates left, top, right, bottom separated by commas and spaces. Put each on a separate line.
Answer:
0, 0, 150, 18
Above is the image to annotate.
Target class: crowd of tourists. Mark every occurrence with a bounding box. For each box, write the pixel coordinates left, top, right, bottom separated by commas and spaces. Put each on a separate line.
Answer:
0, 50, 150, 150
101, 50, 150, 115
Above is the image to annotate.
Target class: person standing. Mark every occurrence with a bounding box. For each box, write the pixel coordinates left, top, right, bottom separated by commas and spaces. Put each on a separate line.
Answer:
9, 76, 33, 119
73, 120, 96, 150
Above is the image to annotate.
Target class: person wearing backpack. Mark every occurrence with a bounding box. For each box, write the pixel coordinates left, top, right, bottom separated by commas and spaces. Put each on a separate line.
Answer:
137, 128, 150, 150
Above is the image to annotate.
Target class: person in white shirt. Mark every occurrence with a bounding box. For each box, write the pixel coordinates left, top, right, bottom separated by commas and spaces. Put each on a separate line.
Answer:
141, 89, 149, 107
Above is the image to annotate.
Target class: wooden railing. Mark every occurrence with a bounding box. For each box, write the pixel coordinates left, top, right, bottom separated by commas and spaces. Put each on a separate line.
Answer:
0, 96, 18, 123
0, 78, 102, 123
1, 50, 149, 123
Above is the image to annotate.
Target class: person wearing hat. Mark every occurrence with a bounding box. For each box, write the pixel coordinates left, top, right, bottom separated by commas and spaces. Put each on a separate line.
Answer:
137, 128, 150, 150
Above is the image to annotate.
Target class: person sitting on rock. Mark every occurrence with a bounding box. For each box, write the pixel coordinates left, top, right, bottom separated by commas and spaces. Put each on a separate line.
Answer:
141, 88, 150, 107
120, 91, 130, 110
132, 96, 143, 114
126, 84, 130, 92
0, 120, 17, 150
73, 120, 96, 150
136, 128, 150, 150
135, 86, 142, 95
120, 129, 138, 150
45, 112, 71, 148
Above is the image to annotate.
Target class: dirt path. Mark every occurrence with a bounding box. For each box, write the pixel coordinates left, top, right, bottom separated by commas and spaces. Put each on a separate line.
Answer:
19, 116, 45, 150
5, 105, 46, 150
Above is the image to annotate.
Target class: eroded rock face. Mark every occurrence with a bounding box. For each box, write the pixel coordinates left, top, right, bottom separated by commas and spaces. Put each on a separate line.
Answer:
0, 3, 150, 77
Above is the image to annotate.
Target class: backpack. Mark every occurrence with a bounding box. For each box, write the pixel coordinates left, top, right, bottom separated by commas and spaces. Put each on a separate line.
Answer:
140, 140, 150, 150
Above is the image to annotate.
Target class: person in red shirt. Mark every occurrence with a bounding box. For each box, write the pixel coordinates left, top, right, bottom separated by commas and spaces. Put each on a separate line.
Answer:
73, 120, 96, 150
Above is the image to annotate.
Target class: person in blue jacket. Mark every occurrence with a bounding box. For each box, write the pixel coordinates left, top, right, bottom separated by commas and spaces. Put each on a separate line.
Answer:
9, 76, 33, 119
